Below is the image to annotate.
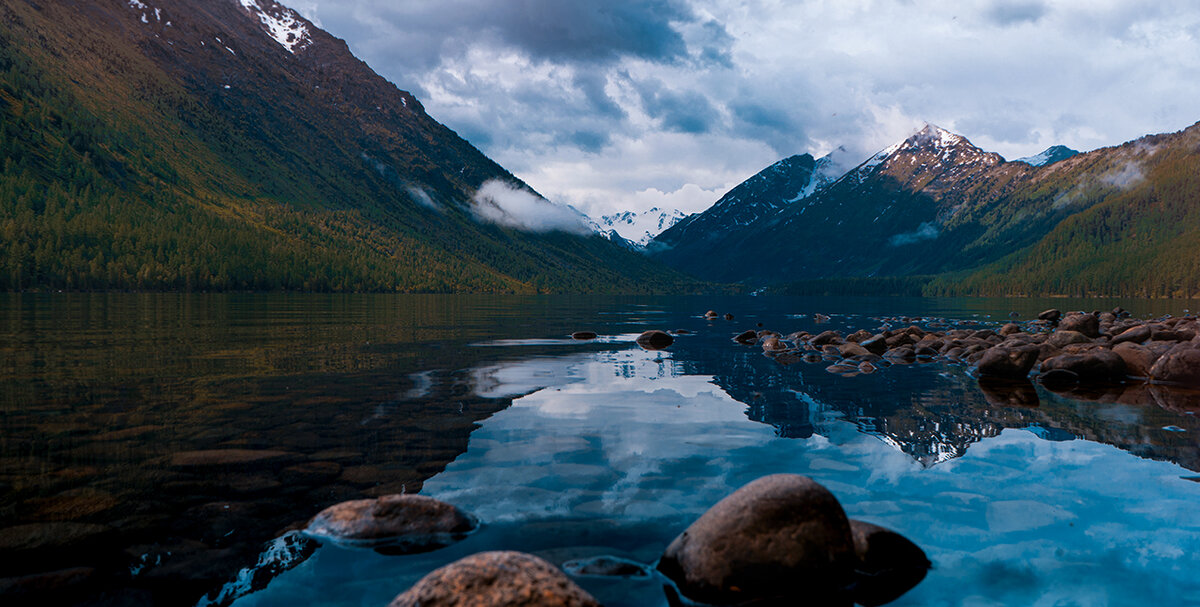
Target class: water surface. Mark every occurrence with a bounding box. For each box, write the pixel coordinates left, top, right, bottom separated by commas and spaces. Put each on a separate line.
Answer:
2, 294, 1198, 606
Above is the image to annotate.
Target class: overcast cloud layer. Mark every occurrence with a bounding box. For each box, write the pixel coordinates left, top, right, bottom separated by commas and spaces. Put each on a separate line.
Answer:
294, 0, 1200, 217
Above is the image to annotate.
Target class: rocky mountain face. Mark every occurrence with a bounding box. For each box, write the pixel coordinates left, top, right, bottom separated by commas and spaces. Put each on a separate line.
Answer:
0, 0, 689, 293
650, 122, 1200, 297
652, 151, 846, 262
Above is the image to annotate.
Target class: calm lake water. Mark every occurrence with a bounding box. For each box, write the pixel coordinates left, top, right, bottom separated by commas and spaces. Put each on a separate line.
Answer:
2, 294, 1199, 606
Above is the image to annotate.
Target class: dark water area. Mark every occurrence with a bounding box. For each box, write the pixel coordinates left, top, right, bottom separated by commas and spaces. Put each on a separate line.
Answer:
2, 294, 1199, 606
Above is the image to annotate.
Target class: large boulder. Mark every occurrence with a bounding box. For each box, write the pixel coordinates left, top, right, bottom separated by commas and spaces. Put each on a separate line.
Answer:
389, 551, 599, 607
306, 495, 476, 551
848, 520, 931, 607
1111, 324, 1151, 345
1038, 309, 1062, 324
1112, 342, 1162, 379
657, 474, 856, 605
1047, 330, 1094, 349
974, 345, 1039, 379
1149, 344, 1200, 387
1058, 313, 1100, 338
635, 330, 674, 350
734, 330, 759, 345
811, 330, 843, 346
1040, 350, 1127, 383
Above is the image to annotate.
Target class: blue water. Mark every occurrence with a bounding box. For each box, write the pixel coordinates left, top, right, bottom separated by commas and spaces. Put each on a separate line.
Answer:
3, 294, 1198, 606
219, 299, 1200, 607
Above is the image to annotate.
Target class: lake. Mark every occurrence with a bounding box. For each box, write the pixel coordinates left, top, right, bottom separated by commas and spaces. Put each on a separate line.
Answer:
2, 294, 1199, 606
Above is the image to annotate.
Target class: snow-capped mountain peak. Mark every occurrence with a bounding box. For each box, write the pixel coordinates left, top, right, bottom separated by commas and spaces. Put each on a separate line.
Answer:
595, 207, 688, 246
237, 0, 312, 54
1015, 145, 1080, 167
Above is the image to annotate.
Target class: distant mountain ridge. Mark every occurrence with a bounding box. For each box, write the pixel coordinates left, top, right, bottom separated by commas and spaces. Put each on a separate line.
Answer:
594, 207, 687, 246
0, 0, 691, 293
650, 122, 1200, 297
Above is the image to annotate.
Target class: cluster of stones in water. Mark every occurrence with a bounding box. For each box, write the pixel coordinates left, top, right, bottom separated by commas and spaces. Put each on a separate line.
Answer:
733, 308, 1200, 394
300, 475, 927, 606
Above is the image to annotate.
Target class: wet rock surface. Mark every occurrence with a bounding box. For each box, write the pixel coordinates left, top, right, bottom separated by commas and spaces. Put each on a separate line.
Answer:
306, 494, 477, 551
658, 474, 858, 605
389, 551, 600, 607
849, 520, 931, 607
635, 330, 674, 350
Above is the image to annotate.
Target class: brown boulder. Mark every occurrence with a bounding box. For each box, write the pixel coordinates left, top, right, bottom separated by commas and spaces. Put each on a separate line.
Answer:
307, 495, 476, 551
1047, 330, 1093, 348
389, 551, 599, 607
635, 330, 674, 350
1038, 309, 1062, 324
811, 330, 843, 346
1112, 342, 1161, 379
848, 520, 930, 607
734, 330, 758, 345
1112, 324, 1151, 345
998, 323, 1023, 336
658, 474, 856, 605
838, 343, 871, 358
974, 345, 1039, 379
570, 331, 597, 340
761, 336, 789, 352
1041, 350, 1127, 382
1058, 313, 1100, 338
1149, 344, 1200, 387
860, 334, 888, 355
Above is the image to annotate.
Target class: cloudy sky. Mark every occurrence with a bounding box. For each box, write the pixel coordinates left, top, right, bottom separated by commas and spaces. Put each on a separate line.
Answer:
290, 0, 1200, 218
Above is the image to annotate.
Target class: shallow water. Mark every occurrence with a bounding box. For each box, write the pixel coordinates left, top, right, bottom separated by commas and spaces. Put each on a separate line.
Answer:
2, 294, 1199, 606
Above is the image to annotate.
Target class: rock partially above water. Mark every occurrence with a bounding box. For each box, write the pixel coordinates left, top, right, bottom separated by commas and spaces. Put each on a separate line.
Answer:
848, 520, 931, 607
570, 331, 597, 340
561, 555, 650, 578
658, 474, 857, 605
306, 495, 476, 551
974, 345, 1038, 379
389, 551, 600, 607
635, 330, 674, 350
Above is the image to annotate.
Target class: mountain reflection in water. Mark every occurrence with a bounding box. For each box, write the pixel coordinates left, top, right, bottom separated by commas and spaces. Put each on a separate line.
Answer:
2, 295, 1198, 607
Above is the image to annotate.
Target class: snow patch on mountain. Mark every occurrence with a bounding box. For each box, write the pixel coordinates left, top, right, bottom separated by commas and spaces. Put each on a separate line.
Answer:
595, 207, 687, 246
789, 147, 854, 202
238, 0, 312, 54
1015, 145, 1080, 167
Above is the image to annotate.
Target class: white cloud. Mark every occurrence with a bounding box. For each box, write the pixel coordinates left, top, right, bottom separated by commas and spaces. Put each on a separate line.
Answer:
470, 179, 592, 234
307, 0, 1200, 220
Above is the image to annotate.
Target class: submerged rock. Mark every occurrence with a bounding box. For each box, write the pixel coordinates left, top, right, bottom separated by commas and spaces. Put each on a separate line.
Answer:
306, 494, 476, 551
389, 551, 599, 607
635, 330, 674, 350
848, 520, 931, 607
561, 555, 650, 578
570, 331, 597, 340
657, 474, 856, 606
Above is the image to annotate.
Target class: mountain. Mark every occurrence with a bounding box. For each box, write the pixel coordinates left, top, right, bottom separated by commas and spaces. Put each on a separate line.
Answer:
651, 121, 1200, 297
651, 149, 850, 262
0, 0, 690, 293
1016, 145, 1079, 166
594, 207, 687, 246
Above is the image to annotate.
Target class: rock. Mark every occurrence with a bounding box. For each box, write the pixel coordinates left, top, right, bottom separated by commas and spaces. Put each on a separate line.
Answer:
168, 449, 298, 470
657, 474, 856, 605
814, 313, 831, 323
561, 555, 650, 578
848, 520, 930, 607
761, 337, 789, 352
858, 361, 878, 374
1112, 324, 1152, 345
1058, 313, 1100, 338
734, 330, 759, 345
704, 310, 718, 319
635, 330, 673, 350
1039, 368, 1080, 389
811, 330, 842, 346
1038, 309, 1062, 324
1152, 327, 1195, 342
838, 343, 871, 358
974, 345, 1039, 379
389, 551, 599, 607
1047, 330, 1093, 348
860, 334, 888, 355
1112, 342, 1161, 379
998, 323, 1023, 336
570, 331, 597, 340
1041, 350, 1127, 382
1149, 344, 1200, 387
846, 330, 873, 343
883, 347, 916, 363
914, 345, 939, 358
280, 461, 343, 486
978, 378, 1040, 407
723, 313, 734, 320
307, 494, 476, 551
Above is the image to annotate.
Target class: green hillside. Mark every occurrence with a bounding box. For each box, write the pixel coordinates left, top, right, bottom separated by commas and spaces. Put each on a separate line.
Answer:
0, 0, 693, 293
